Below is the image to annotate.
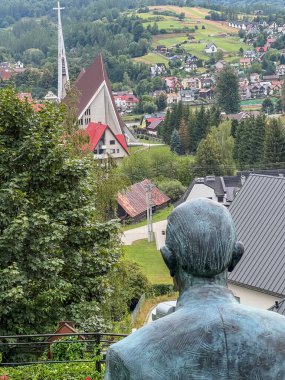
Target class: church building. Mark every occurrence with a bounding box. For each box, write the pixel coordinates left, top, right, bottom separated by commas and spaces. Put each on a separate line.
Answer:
64, 55, 129, 160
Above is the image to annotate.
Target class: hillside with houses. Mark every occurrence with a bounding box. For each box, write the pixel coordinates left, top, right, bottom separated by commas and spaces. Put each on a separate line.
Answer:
1, 0, 285, 378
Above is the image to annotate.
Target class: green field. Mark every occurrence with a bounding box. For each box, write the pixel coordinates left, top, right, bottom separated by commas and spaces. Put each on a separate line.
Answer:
124, 239, 172, 284
133, 52, 169, 66
132, 5, 251, 64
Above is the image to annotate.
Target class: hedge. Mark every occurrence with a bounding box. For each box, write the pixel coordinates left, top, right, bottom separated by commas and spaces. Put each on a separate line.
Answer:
0, 363, 104, 380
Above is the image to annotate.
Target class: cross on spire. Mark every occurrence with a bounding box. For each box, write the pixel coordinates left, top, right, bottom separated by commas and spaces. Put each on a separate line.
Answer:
54, 1, 69, 101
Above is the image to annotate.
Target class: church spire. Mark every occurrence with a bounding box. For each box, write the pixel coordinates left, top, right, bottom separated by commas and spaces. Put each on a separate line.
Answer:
53, 1, 69, 101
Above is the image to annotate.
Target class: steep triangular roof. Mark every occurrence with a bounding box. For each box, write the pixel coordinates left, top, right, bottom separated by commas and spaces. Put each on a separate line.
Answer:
66, 54, 125, 134
86, 122, 128, 154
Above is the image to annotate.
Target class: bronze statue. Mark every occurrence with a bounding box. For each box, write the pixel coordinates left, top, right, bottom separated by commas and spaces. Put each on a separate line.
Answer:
105, 198, 285, 379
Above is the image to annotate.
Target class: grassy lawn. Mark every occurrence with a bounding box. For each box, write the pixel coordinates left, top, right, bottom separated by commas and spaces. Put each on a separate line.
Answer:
122, 205, 173, 231
133, 293, 178, 328
133, 52, 169, 66
134, 5, 251, 63
124, 239, 172, 284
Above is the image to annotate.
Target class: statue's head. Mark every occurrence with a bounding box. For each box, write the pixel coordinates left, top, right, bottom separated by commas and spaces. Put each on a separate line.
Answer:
161, 198, 244, 287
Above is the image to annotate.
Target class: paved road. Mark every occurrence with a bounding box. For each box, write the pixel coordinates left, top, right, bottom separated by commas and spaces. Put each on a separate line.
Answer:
122, 220, 167, 250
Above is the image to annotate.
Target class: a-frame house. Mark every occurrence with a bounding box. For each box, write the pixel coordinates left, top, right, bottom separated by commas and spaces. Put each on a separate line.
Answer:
64, 54, 129, 160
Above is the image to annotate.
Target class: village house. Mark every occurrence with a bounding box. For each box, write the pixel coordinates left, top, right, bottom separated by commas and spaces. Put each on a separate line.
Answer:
228, 174, 285, 310
166, 92, 179, 105
178, 89, 198, 103
163, 76, 183, 92
250, 83, 268, 98
152, 90, 167, 98
215, 60, 227, 71
146, 118, 164, 136
244, 50, 257, 59
150, 63, 167, 77
267, 37, 276, 47
117, 179, 170, 223
184, 62, 198, 72
239, 84, 251, 100
204, 43, 217, 54
250, 73, 260, 84
113, 93, 139, 112
270, 80, 283, 95
140, 114, 165, 129
239, 58, 251, 69
85, 122, 128, 161
155, 45, 167, 53
222, 111, 254, 121
182, 77, 201, 89
276, 64, 285, 77
263, 74, 279, 81
201, 77, 214, 88
199, 88, 213, 99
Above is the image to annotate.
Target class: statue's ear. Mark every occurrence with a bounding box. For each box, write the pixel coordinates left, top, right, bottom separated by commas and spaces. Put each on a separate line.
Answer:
228, 242, 244, 272
160, 245, 177, 277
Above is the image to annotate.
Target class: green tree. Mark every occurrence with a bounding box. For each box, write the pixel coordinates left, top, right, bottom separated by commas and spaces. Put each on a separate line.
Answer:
178, 117, 189, 154
215, 48, 224, 62
156, 179, 186, 202
216, 66, 240, 114
170, 129, 183, 155
264, 119, 285, 165
251, 114, 266, 167
195, 134, 223, 176
209, 121, 235, 175
155, 93, 167, 111
0, 88, 122, 335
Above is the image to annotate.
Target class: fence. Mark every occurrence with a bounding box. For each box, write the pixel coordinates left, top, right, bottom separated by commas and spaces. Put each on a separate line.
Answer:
0, 332, 128, 373
131, 293, 146, 323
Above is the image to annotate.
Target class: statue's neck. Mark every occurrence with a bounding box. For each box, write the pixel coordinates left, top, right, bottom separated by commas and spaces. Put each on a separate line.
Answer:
176, 270, 228, 294
176, 272, 236, 309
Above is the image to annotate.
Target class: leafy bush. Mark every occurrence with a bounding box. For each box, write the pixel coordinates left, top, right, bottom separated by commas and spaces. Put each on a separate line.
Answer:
156, 179, 186, 202
0, 363, 104, 380
50, 337, 87, 361
149, 284, 175, 297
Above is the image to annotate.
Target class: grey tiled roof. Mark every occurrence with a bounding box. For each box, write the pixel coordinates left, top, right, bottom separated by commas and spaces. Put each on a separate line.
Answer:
229, 174, 285, 296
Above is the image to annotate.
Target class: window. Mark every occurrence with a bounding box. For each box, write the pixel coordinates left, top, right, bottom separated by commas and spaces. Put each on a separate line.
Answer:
79, 118, 84, 126
84, 108, 90, 116
94, 149, 97, 154
111, 149, 116, 154
110, 140, 116, 145
117, 149, 120, 153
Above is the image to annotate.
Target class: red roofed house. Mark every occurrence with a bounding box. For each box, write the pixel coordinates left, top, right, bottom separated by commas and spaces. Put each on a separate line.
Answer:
86, 122, 128, 160
63, 54, 128, 159
239, 58, 251, 68
256, 46, 268, 53
18, 92, 44, 112
118, 179, 170, 223
113, 93, 139, 112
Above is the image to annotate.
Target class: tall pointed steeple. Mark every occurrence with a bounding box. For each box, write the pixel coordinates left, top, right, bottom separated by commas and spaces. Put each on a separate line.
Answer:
54, 1, 69, 101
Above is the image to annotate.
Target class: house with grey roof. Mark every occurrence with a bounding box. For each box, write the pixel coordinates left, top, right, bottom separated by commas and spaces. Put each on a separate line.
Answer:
175, 169, 285, 208
228, 174, 285, 310
205, 43, 217, 54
